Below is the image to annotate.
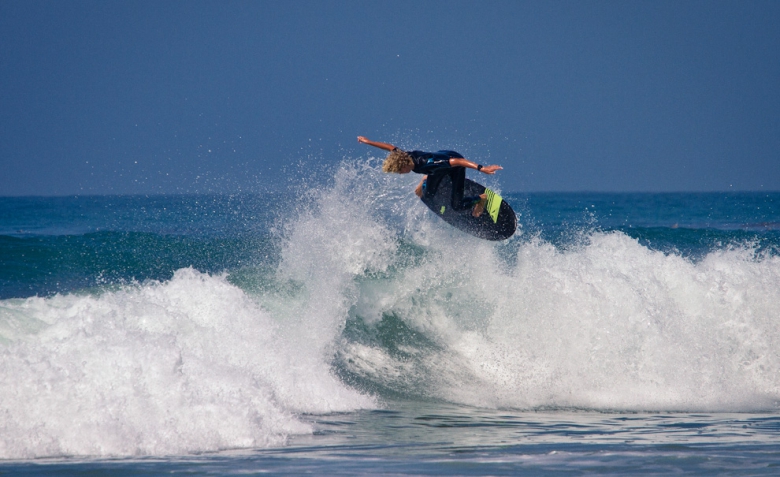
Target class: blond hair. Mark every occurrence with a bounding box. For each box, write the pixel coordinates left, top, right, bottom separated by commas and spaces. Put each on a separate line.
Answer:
382, 149, 414, 173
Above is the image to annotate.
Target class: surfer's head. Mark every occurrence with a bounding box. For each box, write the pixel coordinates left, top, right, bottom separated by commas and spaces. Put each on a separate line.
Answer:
382, 149, 414, 174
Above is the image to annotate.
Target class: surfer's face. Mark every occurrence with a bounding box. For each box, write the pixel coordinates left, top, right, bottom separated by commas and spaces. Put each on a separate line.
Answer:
398, 163, 414, 174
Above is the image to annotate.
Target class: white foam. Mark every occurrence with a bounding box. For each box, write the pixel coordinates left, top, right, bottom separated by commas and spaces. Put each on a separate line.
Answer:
346, 225, 780, 411
0, 268, 374, 459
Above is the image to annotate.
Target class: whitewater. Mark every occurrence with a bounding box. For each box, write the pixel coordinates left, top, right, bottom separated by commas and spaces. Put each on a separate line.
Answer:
1, 159, 779, 473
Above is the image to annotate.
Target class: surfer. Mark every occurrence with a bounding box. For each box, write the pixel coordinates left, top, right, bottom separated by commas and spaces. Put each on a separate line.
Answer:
357, 136, 502, 217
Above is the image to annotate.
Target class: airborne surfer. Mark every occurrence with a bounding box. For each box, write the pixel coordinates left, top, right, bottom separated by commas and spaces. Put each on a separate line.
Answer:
357, 136, 503, 217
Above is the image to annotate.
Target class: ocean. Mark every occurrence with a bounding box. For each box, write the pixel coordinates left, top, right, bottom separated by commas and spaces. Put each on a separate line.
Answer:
1, 161, 779, 475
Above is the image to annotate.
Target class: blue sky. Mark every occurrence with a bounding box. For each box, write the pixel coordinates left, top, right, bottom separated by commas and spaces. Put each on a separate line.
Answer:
1, 0, 779, 195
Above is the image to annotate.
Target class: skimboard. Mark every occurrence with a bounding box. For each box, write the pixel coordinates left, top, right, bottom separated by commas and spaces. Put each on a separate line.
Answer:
420, 176, 517, 241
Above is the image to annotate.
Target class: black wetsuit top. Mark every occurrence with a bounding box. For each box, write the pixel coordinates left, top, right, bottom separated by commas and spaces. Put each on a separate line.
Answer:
405, 150, 464, 175
399, 149, 477, 211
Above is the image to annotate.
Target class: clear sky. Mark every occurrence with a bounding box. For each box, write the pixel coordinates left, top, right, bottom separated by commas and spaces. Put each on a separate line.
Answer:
1, 0, 779, 195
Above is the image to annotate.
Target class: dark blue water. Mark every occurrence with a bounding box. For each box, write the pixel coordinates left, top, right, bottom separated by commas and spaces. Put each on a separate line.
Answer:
1, 169, 780, 474
519, 192, 780, 258
0, 195, 277, 299
3, 192, 777, 299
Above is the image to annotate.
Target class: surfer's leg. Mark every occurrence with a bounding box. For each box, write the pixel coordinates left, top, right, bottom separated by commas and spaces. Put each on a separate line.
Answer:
450, 167, 470, 211
449, 167, 483, 212
424, 173, 445, 200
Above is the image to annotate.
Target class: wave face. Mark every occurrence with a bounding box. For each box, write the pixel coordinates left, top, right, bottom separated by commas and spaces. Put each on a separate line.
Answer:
1, 161, 779, 459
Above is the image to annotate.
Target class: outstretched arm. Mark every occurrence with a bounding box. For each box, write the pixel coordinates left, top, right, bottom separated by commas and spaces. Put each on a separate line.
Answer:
357, 136, 396, 152
449, 158, 503, 175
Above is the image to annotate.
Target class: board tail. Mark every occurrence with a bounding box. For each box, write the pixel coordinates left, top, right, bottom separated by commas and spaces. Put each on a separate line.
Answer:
484, 188, 502, 223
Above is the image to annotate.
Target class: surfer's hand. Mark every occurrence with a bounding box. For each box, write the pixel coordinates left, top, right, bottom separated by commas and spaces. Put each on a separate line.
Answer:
481, 165, 503, 175
357, 136, 369, 144
414, 179, 424, 198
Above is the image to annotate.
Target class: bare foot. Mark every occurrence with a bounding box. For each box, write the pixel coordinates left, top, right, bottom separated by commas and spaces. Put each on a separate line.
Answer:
472, 194, 487, 217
